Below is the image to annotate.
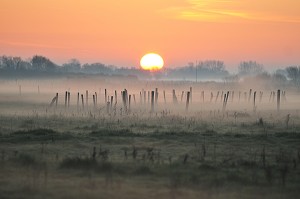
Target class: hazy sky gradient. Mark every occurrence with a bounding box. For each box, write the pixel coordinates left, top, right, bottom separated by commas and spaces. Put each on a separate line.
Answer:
0, 0, 299, 69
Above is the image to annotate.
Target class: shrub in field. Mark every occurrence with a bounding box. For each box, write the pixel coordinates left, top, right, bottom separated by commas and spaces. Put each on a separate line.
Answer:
60, 157, 97, 170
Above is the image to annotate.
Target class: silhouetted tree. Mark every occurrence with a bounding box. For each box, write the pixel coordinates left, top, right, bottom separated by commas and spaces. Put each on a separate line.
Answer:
168, 60, 228, 80
197, 60, 226, 72
62, 59, 81, 73
238, 61, 264, 76
31, 55, 57, 72
0, 56, 31, 71
82, 63, 114, 74
286, 66, 300, 86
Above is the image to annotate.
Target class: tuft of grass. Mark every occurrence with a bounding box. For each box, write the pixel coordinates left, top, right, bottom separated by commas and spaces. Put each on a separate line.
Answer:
90, 128, 136, 137
60, 157, 97, 170
0, 129, 72, 143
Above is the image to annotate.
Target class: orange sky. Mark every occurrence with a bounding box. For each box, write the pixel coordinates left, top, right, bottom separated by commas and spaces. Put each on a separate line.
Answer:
0, 0, 300, 69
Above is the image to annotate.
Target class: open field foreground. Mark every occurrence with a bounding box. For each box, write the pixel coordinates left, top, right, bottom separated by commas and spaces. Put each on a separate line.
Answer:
0, 80, 300, 199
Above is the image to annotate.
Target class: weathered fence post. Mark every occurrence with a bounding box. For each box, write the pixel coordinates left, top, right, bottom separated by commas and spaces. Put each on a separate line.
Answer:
181, 91, 184, 103
81, 94, 84, 110
210, 92, 213, 103
248, 89, 252, 102
155, 88, 158, 104
93, 95, 95, 108
104, 89, 107, 104
277, 89, 281, 112
133, 94, 136, 104
55, 93, 58, 107
186, 91, 190, 112
65, 91, 68, 108
68, 92, 70, 108
172, 89, 177, 104
215, 91, 219, 103
95, 92, 97, 105
86, 90, 88, 107
129, 95, 131, 111
151, 91, 155, 112
253, 91, 256, 112
110, 96, 114, 108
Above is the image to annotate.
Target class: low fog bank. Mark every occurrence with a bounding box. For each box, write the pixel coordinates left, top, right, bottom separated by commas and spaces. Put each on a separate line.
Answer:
0, 76, 299, 118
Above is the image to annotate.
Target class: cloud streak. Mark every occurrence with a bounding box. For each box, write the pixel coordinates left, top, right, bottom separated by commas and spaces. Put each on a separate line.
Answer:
162, 0, 300, 23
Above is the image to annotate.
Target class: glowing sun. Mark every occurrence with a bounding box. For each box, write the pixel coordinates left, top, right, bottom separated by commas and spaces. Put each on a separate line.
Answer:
140, 53, 164, 71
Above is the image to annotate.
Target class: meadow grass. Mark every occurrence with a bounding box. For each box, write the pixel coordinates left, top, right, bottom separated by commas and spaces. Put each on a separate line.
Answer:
0, 113, 299, 199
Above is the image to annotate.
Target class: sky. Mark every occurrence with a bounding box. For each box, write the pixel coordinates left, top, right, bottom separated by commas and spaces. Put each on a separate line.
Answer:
0, 0, 300, 70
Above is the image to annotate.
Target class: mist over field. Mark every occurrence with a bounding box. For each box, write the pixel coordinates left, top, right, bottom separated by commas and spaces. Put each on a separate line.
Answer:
0, 70, 300, 199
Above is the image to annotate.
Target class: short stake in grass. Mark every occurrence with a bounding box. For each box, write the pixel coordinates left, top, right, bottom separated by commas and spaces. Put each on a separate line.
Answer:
93, 95, 95, 108
105, 89, 107, 104
186, 91, 190, 112
86, 90, 89, 107
95, 92, 97, 105
172, 89, 178, 104
81, 94, 84, 110
68, 92, 70, 108
129, 95, 131, 112
111, 96, 114, 109
151, 91, 155, 113
155, 88, 158, 104
215, 91, 220, 103
248, 89, 252, 103
64, 91, 67, 108
210, 92, 213, 103
253, 91, 256, 112
277, 89, 281, 112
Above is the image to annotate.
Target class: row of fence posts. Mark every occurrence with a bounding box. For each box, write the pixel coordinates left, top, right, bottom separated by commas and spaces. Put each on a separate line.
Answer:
49, 88, 285, 113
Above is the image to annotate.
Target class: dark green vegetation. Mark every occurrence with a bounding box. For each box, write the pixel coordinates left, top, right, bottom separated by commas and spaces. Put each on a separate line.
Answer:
0, 114, 300, 199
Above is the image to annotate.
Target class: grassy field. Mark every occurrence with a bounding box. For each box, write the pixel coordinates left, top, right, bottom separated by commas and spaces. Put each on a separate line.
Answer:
0, 109, 300, 199
0, 79, 300, 198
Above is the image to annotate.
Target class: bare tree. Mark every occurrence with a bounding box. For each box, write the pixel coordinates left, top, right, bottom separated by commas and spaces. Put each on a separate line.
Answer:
286, 66, 300, 86
238, 61, 264, 76
62, 59, 81, 73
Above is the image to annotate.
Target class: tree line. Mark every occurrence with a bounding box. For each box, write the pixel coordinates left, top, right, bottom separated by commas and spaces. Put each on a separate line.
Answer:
0, 55, 299, 84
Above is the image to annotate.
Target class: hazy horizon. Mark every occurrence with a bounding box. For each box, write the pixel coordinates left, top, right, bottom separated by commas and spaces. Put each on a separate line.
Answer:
1, 0, 300, 70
